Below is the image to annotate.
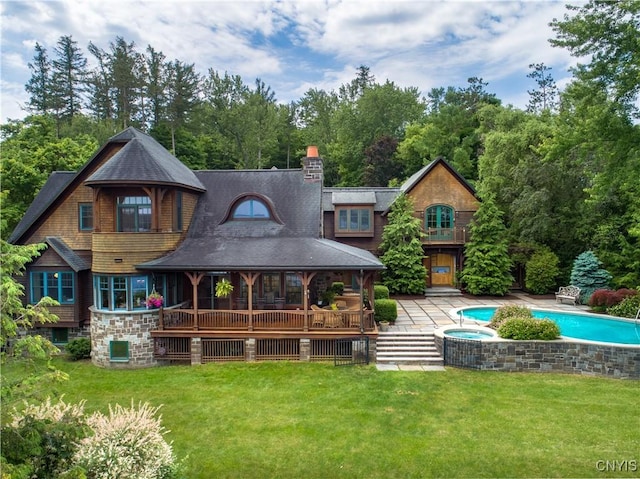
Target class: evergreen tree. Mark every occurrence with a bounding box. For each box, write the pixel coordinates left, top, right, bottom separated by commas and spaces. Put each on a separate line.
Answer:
526, 63, 559, 113
461, 195, 513, 296
24, 43, 52, 114
379, 194, 427, 294
51, 35, 87, 121
569, 251, 612, 304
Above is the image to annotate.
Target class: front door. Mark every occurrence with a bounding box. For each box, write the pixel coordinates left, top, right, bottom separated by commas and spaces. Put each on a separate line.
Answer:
430, 253, 455, 286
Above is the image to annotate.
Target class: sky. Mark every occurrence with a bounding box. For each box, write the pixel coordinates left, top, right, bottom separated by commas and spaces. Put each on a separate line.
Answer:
0, 0, 581, 123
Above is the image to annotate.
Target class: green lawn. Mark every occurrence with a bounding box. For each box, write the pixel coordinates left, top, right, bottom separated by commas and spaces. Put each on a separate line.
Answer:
5, 360, 639, 478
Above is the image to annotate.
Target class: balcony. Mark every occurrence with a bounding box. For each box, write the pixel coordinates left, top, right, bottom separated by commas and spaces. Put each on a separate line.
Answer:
424, 227, 468, 244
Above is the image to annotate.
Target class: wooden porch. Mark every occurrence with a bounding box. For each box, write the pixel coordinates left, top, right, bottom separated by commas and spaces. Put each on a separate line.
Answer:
156, 307, 376, 333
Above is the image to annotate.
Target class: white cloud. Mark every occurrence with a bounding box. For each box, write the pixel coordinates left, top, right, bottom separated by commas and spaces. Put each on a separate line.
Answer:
0, 0, 580, 121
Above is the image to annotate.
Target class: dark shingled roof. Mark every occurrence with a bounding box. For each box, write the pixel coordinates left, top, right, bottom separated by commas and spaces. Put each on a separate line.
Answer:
44, 237, 90, 271
322, 187, 400, 212
8, 172, 75, 244
85, 127, 205, 192
137, 169, 383, 271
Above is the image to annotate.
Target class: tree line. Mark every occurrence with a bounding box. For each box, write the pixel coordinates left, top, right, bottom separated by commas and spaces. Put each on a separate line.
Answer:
2, 0, 639, 290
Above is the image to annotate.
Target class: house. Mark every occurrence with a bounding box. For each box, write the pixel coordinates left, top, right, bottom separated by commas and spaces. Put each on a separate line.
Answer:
10, 128, 478, 367
323, 157, 479, 289
9, 128, 384, 367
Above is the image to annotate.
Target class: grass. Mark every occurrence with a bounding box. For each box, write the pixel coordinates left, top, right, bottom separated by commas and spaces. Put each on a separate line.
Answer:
3, 359, 639, 478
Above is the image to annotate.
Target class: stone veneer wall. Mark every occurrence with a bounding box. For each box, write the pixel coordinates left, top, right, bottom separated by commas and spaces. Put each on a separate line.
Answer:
90, 307, 159, 368
435, 336, 640, 379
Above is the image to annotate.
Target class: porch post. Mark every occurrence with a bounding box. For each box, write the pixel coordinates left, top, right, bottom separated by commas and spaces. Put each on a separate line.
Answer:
185, 272, 205, 330
240, 272, 259, 331
299, 272, 316, 332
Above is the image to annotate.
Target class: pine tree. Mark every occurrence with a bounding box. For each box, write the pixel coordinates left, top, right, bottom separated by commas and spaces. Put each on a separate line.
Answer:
461, 195, 513, 295
526, 63, 559, 113
379, 194, 427, 294
569, 251, 612, 304
25, 43, 52, 114
51, 35, 87, 121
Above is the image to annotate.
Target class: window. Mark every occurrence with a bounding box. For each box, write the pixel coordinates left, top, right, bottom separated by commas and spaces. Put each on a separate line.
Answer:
425, 205, 454, 240
233, 198, 270, 219
79, 203, 93, 231
262, 273, 281, 297
110, 341, 129, 361
285, 273, 302, 305
335, 207, 373, 235
94, 275, 172, 311
30, 272, 74, 304
117, 196, 151, 232
51, 328, 69, 344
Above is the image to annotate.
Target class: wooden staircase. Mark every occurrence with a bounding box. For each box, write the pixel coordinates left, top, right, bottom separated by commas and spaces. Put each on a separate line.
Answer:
376, 331, 444, 366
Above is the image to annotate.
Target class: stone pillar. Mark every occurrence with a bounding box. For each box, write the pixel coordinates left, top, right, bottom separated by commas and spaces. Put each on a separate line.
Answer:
300, 338, 310, 361
191, 338, 201, 365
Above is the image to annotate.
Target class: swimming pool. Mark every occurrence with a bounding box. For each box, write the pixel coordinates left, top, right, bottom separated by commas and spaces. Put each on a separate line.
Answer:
453, 306, 640, 345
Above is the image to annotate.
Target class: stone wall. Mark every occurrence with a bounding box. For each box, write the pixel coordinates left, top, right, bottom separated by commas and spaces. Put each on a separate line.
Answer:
436, 336, 640, 379
90, 308, 159, 368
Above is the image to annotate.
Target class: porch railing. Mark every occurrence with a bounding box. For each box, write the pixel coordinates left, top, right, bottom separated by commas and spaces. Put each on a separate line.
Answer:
424, 226, 468, 244
158, 308, 376, 331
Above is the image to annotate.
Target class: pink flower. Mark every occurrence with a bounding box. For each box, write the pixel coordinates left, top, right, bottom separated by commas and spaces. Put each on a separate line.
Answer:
146, 292, 164, 308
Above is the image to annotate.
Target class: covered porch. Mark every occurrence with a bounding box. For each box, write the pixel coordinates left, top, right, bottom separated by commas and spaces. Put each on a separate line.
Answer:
155, 269, 378, 333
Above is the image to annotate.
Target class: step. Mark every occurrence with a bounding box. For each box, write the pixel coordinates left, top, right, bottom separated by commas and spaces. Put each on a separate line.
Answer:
375, 330, 444, 365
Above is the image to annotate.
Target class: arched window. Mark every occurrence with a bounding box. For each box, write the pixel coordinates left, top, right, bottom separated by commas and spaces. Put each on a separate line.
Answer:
425, 205, 454, 240
232, 198, 270, 219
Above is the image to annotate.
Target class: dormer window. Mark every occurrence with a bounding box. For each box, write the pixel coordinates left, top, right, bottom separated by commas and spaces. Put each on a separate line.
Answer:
232, 198, 270, 219
117, 196, 151, 232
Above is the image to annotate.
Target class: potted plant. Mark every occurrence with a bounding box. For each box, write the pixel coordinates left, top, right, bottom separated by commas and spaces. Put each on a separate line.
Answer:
378, 320, 390, 332
146, 290, 164, 309
215, 278, 234, 298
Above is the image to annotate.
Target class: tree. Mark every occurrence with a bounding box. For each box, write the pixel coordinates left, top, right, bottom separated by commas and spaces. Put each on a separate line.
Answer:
569, 251, 612, 304
379, 194, 427, 294
165, 60, 201, 153
461, 195, 513, 296
144, 45, 168, 129
24, 43, 52, 115
526, 63, 559, 113
51, 35, 87, 122
550, 0, 640, 118
87, 42, 114, 121
108, 37, 145, 128
0, 240, 66, 407
525, 247, 560, 294
362, 135, 401, 186
0, 116, 98, 238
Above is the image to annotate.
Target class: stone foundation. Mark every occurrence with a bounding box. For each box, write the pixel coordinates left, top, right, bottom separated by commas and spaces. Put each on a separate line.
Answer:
90, 307, 160, 368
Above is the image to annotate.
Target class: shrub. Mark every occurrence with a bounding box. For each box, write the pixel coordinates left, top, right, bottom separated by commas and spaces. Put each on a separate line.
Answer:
607, 290, 640, 318
2, 397, 89, 478
374, 299, 397, 323
569, 251, 612, 304
589, 288, 638, 312
65, 338, 91, 361
74, 401, 178, 479
374, 284, 389, 299
497, 317, 560, 341
525, 248, 560, 294
488, 305, 532, 330
330, 282, 344, 295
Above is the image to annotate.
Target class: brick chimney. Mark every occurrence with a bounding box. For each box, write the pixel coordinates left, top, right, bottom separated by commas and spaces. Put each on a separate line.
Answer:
302, 145, 323, 183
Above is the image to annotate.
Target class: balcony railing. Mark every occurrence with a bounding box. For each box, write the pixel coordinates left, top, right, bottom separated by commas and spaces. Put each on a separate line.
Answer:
158, 308, 376, 332
424, 227, 468, 244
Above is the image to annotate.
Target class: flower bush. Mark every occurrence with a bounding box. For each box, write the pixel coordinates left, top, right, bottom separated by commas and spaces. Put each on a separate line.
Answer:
145, 291, 164, 309
74, 401, 178, 479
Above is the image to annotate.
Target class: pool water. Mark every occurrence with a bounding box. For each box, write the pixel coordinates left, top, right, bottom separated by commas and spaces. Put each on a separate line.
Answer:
458, 307, 640, 345
445, 330, 494, 340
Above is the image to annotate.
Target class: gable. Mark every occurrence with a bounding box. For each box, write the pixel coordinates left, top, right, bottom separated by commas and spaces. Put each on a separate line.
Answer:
402, 160, 478, 213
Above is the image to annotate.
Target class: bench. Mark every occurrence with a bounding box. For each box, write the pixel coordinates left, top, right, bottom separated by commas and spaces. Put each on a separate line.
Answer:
555, 286, 581, 305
